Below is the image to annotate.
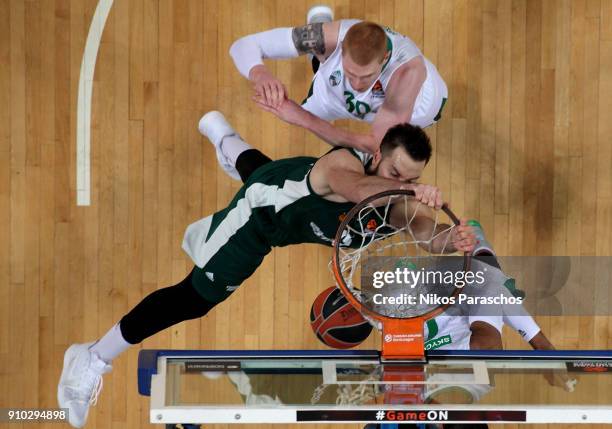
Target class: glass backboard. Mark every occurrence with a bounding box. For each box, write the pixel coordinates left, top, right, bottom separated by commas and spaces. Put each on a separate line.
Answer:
138, 349, 612, 425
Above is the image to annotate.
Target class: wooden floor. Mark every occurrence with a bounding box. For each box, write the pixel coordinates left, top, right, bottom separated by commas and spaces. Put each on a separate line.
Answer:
1, 0, 611, 428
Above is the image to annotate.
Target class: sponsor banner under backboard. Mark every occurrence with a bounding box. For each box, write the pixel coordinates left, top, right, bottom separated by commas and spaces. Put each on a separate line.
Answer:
566, 361, 612, 373
184, 361, 242, 372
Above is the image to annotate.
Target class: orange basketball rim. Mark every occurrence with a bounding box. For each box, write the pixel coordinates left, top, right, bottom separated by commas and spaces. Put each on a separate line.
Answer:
331, 189, 471, 361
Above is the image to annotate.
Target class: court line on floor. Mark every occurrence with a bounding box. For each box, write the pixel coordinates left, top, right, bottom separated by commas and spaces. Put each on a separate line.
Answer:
76, 0, 114, 206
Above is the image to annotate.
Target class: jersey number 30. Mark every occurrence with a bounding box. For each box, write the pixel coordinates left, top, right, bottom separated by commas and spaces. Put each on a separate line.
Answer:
344, 91, 371, 118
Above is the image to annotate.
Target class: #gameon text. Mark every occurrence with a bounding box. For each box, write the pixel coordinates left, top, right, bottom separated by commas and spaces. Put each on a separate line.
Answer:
373, 293, 524, 306
372, 268, 486, 289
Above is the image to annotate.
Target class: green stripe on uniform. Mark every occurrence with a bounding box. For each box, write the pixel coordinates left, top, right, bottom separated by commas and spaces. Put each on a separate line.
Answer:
426, 318, 438, 341
433, 97, 447, 122
302, 78, 315, 105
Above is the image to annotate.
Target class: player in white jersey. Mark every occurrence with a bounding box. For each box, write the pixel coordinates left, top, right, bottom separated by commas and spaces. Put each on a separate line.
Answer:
421, 258, 531, 352
230, 9, 447, 154
414, 253, 559, 353
424, 244, 559, 354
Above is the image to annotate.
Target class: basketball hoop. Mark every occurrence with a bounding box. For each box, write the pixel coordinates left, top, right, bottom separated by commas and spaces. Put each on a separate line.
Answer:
331, 189, 471, 361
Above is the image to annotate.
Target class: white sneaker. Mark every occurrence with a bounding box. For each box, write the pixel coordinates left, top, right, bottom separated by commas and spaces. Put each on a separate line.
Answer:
198, 111, 241, 180
307, 5, 334, 24
58, 342, 112, 428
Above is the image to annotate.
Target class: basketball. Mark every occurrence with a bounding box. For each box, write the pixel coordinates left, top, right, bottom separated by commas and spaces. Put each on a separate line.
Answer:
310, 286, 373, 349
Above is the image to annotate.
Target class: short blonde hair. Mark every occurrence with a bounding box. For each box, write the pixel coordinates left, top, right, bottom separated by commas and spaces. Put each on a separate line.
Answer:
343, 22, 387, 65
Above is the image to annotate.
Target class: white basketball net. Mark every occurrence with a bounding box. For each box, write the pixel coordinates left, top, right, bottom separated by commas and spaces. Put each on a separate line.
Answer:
335, 194, 463, 322
311, 367, 382, 405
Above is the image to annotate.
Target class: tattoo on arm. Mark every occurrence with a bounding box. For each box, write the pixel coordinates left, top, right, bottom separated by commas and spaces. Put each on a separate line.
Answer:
292, 23, 326, 55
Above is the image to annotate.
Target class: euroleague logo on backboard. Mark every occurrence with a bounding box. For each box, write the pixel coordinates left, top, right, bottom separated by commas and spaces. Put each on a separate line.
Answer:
384, 333, 420, 343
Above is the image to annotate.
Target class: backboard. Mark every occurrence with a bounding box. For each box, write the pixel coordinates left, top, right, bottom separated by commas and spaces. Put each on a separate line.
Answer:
138, 349, 612, 425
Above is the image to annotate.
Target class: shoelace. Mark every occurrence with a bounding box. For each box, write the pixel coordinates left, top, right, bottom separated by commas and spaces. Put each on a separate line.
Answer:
89, 375, 103, 406
74, 351, 107, 405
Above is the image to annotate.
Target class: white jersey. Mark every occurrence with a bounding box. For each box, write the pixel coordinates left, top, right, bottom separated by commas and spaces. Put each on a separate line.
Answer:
302, 20, 448, 127
422, 260, 518, 351
423, 314, 474, 351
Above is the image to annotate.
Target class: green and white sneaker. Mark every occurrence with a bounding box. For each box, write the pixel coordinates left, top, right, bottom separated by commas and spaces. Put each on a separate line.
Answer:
467, 219, 495, 257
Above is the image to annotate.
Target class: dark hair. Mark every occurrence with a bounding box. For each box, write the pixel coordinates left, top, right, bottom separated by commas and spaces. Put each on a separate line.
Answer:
380, 123, 431, 164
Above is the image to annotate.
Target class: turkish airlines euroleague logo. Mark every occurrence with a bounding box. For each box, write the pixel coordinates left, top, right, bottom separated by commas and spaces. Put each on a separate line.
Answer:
384, 333, 421, 343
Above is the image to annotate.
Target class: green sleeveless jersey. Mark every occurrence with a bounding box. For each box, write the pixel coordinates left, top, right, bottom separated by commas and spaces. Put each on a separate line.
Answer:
182, 150, 373, 268
244, 155, 355, 247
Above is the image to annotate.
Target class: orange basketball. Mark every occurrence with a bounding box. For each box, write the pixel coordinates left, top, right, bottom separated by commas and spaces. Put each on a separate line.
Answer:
310, 286, 373, 349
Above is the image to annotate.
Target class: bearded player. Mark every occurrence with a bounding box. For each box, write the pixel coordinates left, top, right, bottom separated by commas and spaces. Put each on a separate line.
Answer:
57, 112, 477, 428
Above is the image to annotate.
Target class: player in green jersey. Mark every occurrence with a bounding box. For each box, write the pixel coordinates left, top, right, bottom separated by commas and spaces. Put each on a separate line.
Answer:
57, 111, 476, 428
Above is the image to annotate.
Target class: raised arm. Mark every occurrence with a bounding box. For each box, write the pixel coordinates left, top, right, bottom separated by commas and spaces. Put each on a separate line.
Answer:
230, 22, 339, 107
